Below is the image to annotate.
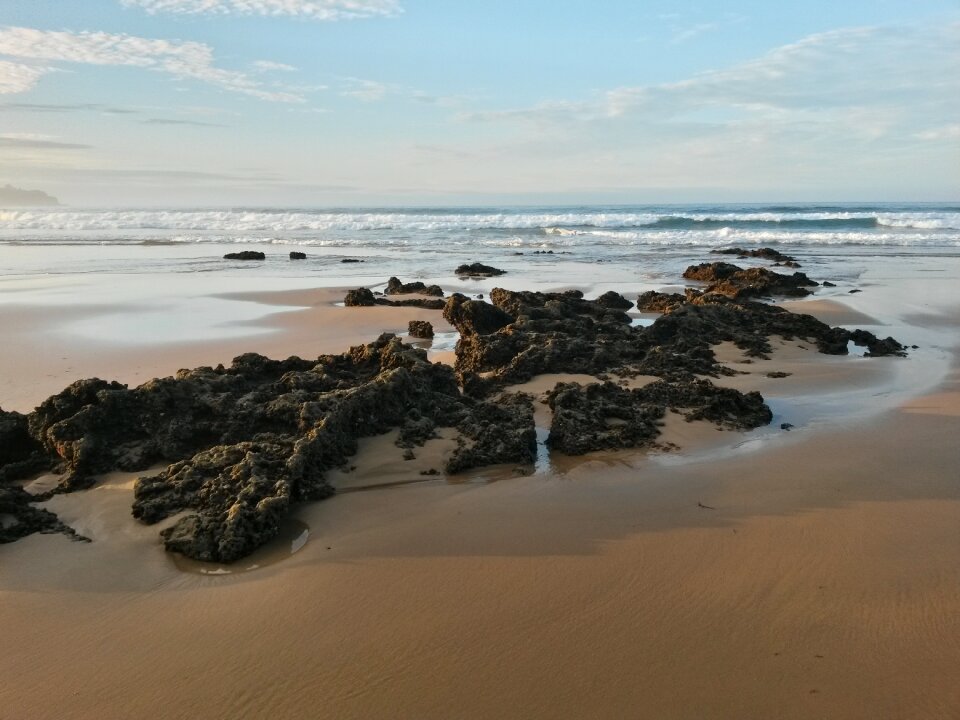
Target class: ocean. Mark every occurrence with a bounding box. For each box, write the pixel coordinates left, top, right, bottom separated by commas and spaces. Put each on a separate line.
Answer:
1, 203, 958, 277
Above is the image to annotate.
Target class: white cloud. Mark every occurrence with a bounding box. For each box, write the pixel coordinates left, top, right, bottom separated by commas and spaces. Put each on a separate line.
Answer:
0, 26, 303, 102
121, 0, 401, 21
252, 59, 297, 72
915, 124, 960, 141
340, 77, 389, 101
0, 59, 51, 94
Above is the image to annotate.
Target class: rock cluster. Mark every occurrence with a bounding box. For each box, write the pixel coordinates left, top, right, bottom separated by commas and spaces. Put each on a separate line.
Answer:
683, 262, 818, 299
386, 277, 444, 297
344, 287, 445, 310
712, 247, 799, 265
0, 266, 907, 563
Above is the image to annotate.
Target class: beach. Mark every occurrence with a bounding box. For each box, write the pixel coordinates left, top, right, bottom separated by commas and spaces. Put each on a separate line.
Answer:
1, 220, 959, 719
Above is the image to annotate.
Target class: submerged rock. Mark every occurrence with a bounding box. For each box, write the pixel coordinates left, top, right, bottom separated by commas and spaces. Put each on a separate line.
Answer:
223, 251, 266, 261
289, 251, 306, 260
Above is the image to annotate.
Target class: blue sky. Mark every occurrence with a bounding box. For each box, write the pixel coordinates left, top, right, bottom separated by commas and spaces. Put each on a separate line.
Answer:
1, 0, 958, 206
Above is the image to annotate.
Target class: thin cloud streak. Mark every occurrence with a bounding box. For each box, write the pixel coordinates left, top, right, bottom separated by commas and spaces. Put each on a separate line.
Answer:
0, 26, 304, 102
120, 0, 402, 21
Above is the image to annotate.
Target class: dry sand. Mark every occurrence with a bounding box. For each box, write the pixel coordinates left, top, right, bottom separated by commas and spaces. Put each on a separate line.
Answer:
2, 288, 960, 719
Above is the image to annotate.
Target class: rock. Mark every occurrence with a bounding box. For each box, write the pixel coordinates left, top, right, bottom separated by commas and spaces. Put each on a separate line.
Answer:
344, 288, 377, 306
780, 423, 794, 431
822, 281, 836, 287
849, 289, 862, 294
713, 247, 798, 264
386, 277, 444, 297
443, 295, 514, 337
766, 371, 792, 378
289, 251, 307, 260
455, 262, 506, 277
683, 262, 818, 300
636, 291, 687, 313
546, 379, 772, 455
595, 291, 634, 310
408, 320, 434, 339
341, 258, 363, 263
223, 251, 265, 261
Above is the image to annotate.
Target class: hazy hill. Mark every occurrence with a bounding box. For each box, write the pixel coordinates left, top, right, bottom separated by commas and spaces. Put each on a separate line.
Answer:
0, 184, 60, 207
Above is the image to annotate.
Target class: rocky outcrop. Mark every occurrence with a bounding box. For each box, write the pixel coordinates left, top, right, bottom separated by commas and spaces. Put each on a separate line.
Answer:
455, 263, 506, 277
683, 262, 818, 299
546, 379, 771, 455
595, 291, 634, 310
386, 277, 444, 297
443, 295, 514, 337
223, 251, 266, 261
712, 247, 798, 265
1, 336, 542, 562
408, 320, 434, 339
345, 287, 445, 310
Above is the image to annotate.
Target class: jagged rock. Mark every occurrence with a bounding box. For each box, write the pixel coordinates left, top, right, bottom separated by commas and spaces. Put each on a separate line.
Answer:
386, 277, 444, 297
455, 262, 506, 277
408, 320, 434, 339
683, 262, 818, 299
713, 247, 798, 264
445, 393, 537, 473
223, 251, 265, 261
443, 294, 515, 337
547, 379, 771, 455
344, 288, 377, 306
595, 291, 634, 310
636, 291, 687, 313
289, 251, 306, 260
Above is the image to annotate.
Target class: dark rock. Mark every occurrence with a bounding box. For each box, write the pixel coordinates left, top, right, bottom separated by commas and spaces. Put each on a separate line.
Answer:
849, 289, 862, 294
455, 262, 506, 277
408, 320, 434, 339
713, 247, 797, 264
223, 251, 265, 261
766, 371, 792, 378
443, 295, 514, 337
780, 423, 794, 431
636, 291, 687, 313
683, 262, 818, 300
546, 379, 771, 455
386, 277, 444, 297
341, 258, 363, 263
289, 251, 307, 260
822, 281, 836, 287
344, 288, 377, 306
595, 291, 634, 310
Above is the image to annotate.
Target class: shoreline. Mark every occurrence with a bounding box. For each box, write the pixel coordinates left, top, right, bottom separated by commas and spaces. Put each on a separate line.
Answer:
2, 258, 960, 719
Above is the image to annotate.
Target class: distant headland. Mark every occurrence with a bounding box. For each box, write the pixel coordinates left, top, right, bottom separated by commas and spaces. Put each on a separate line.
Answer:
0, 184, 60, 207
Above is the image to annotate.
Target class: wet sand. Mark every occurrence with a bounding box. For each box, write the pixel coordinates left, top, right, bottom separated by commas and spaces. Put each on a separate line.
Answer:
2, 279, 960, 719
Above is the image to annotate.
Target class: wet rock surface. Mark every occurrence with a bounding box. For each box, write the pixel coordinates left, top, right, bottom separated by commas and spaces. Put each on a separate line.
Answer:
289, 251, 306, 260
408, 320, 435, 339
386, 277, 444, 297
547, 380, 772, 455
455, 262, 507, 277
223, 251, 266, 261
683, 262, 818, 299
712, 247, 798, 264
0, 267, 906, 563
345, 287, 445, 310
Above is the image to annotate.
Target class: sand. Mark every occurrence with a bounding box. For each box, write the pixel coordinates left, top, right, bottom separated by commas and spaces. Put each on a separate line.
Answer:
2, 282, 960, 719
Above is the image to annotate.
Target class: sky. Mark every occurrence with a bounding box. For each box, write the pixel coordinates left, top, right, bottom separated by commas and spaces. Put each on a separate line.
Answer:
0, 0, 958, 206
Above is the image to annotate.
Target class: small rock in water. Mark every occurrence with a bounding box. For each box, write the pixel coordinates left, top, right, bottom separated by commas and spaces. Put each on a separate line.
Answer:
780, 423, 794, 431
766, 371, 792, 378
341, 258, 363, 263
822, 281, 836, 287
454, 262, 506, 277
223, 251, 265, 261
289, 251, 306, 260
849, 289, 862, 294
